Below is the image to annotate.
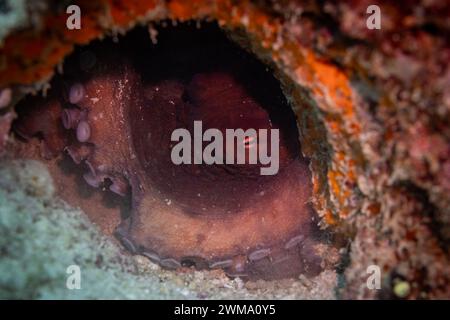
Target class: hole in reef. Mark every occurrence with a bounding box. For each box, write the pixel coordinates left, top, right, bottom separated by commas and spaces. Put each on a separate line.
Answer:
11, 20, 339, 281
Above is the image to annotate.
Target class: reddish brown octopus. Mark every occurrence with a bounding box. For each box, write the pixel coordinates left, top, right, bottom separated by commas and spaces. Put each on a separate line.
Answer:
12, 23, 328, 280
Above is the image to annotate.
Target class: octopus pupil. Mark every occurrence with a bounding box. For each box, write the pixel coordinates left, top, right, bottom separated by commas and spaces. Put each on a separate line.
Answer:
13, 21, 327, 280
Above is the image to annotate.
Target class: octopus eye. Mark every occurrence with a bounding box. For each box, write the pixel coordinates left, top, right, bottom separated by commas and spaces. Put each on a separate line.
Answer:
12, 22, 338, 280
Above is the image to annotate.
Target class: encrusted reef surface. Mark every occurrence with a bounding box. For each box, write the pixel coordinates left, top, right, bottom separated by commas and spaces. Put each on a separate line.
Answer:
0, 0, 449, 299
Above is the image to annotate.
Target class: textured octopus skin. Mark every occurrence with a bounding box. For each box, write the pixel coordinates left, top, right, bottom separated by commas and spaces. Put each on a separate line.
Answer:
12, 38, 326, 280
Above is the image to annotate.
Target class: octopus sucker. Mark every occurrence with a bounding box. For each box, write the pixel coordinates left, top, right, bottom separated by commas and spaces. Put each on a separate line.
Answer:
10, 21, 336, 281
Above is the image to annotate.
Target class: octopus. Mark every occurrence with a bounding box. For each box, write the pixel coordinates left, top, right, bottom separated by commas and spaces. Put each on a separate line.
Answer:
1, 0, 449, 299
11, 23, 330, 280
